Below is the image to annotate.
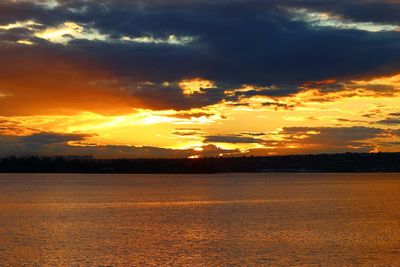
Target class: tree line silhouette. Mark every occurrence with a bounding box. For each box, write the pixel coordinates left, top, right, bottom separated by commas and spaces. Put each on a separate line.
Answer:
0, 152, 399, 173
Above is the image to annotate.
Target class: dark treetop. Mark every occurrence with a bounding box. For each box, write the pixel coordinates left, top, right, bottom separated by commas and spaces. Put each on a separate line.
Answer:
1, 153, 400, 173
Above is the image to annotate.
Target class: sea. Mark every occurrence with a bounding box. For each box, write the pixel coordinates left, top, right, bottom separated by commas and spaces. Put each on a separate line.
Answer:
0, 173, 399, 266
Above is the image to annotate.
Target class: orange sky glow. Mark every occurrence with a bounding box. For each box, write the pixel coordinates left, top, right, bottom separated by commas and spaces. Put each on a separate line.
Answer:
1, 0, 400, 158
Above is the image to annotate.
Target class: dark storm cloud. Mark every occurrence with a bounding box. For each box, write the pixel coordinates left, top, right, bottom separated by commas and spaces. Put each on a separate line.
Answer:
1, 0, 400, 113
243, 126, 388, 155
375, 112, 400, 125
376, 118, 400, 125
21, 132, 90, 144
86, 11, 400, 85
261, 126, 385, 150
0, 132, 89, 156
0, 27, 35, 43
6, 1, 400, 25
261, 101, 295, 110
125, 83, 226, 110
205, 134, 263, 144
279, 126, 385, 144
0, 131, 238, 158
231, 85, 302, 99
172, 112, 216, 119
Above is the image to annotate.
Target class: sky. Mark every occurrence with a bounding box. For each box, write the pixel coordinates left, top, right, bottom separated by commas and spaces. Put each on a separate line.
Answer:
0, 0, 400, 158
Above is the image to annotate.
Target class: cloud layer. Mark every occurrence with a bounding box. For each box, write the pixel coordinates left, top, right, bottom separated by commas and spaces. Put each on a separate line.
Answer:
1, 0, 400, 115
0, 0, 400, 157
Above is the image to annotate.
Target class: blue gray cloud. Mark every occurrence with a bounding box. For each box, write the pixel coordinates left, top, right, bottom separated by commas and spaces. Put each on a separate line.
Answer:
1, 0, 400, 114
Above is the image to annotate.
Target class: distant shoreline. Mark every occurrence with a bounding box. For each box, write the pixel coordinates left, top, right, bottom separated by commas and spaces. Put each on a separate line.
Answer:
1, 152, 400, 173
0, 171, 399, 174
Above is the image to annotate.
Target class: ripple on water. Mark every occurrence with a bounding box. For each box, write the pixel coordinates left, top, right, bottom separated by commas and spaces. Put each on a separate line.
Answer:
0, 173, 400, 266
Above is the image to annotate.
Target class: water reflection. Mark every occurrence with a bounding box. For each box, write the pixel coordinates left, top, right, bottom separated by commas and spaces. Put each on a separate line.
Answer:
0, 173, 400, 266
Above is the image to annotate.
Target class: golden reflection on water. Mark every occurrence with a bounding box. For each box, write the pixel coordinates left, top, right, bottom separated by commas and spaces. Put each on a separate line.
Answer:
0, 173, 400, 266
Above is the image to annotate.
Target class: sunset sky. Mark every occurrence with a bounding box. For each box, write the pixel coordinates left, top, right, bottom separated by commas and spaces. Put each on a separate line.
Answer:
1, 0, 400, 158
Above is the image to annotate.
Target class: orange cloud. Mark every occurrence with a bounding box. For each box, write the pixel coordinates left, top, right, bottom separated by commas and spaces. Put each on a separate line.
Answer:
0, 46, 146, 116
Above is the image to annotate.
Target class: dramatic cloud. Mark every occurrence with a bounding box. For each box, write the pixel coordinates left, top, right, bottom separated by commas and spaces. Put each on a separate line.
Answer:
284, 0, 400, 25
1, 0, 400, 156
377, 118, 400, 125
244, 126, 391, 155
1, 0, 400, 116
172, 128, 204, 137
205, 134, 263, 144
0, 131, 238, 158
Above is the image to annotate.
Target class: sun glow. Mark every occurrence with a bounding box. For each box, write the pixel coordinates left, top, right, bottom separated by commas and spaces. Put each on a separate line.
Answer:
0, 20, 40, 30
35, 22, 107, 44
290, 8, 400, 32
179, 78, 215, 95
0, 18, 194, 46
17, 40, 34, 45
121, 34, 194, 45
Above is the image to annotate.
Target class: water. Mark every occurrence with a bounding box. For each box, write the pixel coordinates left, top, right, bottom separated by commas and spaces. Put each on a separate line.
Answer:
0, 173, 400, 266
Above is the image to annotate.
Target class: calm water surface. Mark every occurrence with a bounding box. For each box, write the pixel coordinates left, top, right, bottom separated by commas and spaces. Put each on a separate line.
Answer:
0, 173, 400, 266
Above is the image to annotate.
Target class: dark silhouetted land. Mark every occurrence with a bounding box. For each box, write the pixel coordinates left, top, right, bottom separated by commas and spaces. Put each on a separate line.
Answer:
1, 152, 400, 173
